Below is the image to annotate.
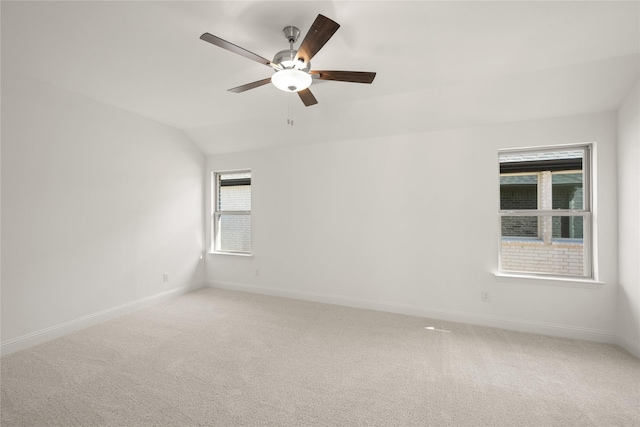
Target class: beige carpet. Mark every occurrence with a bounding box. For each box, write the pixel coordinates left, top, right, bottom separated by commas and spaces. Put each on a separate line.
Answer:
1, 287, 639, 426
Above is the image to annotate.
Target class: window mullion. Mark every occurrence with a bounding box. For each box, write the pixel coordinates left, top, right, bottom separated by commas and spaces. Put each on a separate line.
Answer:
499, 210, 589, 216
217, 210, 251, 215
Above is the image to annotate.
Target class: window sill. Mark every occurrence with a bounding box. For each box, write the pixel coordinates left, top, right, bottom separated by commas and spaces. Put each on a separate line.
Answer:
494, 272, 605, 289
208, 251, 253, 257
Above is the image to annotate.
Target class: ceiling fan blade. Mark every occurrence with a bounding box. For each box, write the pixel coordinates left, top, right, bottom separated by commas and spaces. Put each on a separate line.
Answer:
294, 14, 340, 65
311, 70, 376, 84
200, 33, 275, 68
228, 78, 272, 94
298, 88, 318, 106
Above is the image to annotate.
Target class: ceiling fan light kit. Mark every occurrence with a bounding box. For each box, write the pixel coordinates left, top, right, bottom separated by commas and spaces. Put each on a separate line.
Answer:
271, 69, 312, 92
200, 14, 376, 106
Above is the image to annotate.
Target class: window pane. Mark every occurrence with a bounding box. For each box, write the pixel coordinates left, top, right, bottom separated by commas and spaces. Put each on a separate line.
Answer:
552, 172, 583, 210
499, 149, 583, 171
500, 149, 584, 211
552, 215, 583, 239
217, 214, 251, 253
500, 174, 537, 210
501, 214, 538, 237
219, 184, 251, 211
500, 215, 585, 276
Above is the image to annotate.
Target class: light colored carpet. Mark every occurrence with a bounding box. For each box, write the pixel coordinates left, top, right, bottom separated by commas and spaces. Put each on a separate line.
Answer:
1, 287, 639, 426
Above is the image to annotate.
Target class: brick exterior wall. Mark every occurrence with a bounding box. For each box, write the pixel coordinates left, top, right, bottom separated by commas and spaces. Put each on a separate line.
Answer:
219, 215, 251, 252
501, 239, 584, 276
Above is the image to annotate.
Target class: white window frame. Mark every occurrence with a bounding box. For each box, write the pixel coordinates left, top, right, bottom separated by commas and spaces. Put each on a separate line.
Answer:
498, 144, 593, 279
212, 170, 252, 255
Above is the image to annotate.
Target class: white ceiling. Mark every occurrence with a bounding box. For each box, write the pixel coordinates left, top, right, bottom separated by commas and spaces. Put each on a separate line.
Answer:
3, 1, 639, 154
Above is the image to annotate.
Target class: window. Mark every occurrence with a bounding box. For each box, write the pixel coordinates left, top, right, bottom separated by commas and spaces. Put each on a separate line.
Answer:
498, 145, 592, 278
213, 170, 251, 254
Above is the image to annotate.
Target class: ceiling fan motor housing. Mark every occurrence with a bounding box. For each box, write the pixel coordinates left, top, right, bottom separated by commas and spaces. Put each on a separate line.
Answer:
273, 26, 310, 71
272, 49, 310, 71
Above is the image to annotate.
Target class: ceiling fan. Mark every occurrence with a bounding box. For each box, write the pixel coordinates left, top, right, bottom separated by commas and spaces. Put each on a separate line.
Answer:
200, 14, 376, 106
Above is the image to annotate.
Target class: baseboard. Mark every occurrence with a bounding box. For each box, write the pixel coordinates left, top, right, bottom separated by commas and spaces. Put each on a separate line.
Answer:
208, 281, 618, 345
1, 282, 205, 356
617, 334, 640, 359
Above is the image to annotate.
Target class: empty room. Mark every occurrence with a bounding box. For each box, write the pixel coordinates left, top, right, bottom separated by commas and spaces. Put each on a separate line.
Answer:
1, 1, 639, 426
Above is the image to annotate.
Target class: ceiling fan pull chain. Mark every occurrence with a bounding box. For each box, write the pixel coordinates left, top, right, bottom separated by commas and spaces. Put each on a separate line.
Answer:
287, 98, 293, 126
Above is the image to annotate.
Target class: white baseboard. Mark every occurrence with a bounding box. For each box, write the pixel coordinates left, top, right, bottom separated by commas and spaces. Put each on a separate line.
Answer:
1, 283, 205, 356
208, 281, 619, 345
5, 281, 630, 358
617, 334, 640, 359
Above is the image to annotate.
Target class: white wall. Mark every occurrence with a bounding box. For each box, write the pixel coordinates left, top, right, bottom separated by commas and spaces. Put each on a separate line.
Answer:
617, 80, 640, 356
206, 111, 620, 343
1, 70, 205, 354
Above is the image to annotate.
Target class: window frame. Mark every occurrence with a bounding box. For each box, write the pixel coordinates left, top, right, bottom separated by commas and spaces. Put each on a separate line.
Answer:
498, 144, 593, 279
212, 169, 252, 256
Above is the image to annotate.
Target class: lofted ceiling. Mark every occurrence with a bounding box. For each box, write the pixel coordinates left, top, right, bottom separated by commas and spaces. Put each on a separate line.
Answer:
2, 1, 639, 155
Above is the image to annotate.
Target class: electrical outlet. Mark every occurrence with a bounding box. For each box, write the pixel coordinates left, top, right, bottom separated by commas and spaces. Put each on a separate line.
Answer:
482, 291, 490, 302
163, 272, 169, 282
255, 268, 260, 277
